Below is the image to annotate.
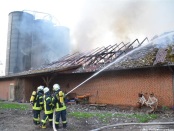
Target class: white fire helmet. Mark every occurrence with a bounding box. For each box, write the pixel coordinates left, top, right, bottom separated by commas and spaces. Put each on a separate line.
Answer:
53, 84, 60, 91
43, 87, 49, 94
37, 85, 44, 92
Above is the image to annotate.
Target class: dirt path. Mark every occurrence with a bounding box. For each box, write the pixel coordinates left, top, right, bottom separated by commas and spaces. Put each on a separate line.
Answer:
0, 103, 174, 131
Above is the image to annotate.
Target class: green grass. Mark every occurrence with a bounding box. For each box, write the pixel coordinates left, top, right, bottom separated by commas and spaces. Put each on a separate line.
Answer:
0, 101, 29, 110
129, 113, 158, 123
69, 112, 94, 118
69, 112, 158, 123
162, 106, 170, 111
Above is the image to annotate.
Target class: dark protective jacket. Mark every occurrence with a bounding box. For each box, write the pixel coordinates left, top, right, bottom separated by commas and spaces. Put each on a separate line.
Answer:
32, 91, 43, 110
43, 92, 53, 114
52, 89, 66, 111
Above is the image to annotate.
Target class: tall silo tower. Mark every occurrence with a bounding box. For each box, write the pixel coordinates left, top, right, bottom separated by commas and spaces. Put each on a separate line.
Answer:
6, 11, 70, 74
6, 11, 34, 75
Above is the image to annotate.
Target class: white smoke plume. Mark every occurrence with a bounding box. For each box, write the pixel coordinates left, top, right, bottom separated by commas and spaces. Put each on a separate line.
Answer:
72, 0, 174, 52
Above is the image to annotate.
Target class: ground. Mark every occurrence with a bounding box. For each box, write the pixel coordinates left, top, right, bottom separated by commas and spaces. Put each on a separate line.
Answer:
0, 102, 174, 131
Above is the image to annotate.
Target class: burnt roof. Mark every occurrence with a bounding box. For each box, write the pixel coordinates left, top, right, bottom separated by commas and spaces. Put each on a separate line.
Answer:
2, 31, 174, 79
1, 38, 149, 78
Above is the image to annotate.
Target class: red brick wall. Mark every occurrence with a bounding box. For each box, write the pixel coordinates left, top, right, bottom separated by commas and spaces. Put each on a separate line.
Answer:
0, 67, 172, 107
56, 67, 173, 107
0, 79, 15, 100
0, 77, 45, 102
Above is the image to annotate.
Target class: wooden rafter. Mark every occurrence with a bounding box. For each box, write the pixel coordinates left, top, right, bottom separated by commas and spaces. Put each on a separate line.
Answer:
42, 76, 54, 87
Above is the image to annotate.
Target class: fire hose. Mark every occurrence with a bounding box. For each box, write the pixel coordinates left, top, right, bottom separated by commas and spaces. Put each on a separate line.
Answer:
53, 114, 174, 131
90, 122, 174, 131
53, 110, 57, 131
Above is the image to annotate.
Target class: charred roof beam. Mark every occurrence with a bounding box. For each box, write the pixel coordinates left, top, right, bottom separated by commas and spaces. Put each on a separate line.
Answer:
104, 42, 130, 62
138, 37, 149, 47
79, 47, 106, 66
87, 43, 126, 65
85, 45, 115, 65
72, 47, 104, 65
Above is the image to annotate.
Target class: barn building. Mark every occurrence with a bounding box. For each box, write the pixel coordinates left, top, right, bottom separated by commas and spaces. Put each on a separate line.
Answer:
0, 31, 174, 107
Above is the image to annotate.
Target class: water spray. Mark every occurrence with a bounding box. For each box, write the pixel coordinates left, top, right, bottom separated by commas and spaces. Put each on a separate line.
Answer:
65, 41, 144, 96
66, 31, 174, 96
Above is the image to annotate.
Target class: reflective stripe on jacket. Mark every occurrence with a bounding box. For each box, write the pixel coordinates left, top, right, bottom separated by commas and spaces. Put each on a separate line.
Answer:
32, 92, 43, 110
52, 90, 66, 111
43, 93, 53, 114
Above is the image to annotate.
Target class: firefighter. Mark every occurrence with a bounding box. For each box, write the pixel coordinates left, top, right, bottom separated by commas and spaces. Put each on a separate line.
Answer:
30, 85, 44, 125
41, 87, 53, 129
52, 83, 67, 129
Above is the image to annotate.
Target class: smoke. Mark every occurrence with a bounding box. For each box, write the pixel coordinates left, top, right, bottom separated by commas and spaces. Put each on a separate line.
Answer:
72, 0, 174, 52
5, 0, 174, 73
31, 19, 70, 68
8, 11, 70, 72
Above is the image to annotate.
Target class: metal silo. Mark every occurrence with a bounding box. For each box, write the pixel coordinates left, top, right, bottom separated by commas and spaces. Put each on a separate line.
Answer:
31, 20, 70, 68
5, 11, 34, 75
31, 19, 55, 68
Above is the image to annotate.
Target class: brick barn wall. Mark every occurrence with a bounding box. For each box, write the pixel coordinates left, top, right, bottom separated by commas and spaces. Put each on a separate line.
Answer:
22, 76, 49, 102
0, 79, 16, 100
1, 67, 172, 107
0, 77, 44, 102
56, 67, 173, 107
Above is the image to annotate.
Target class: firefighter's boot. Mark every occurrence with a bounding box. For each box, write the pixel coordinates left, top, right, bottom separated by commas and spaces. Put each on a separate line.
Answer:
55, 124, 59, 129
63, 123, 67, 128
33, 120, 40, 125
49, 121, 53, 127
33, 120, 37, 125
41, 124, 46, 129
41, 125, 46, 129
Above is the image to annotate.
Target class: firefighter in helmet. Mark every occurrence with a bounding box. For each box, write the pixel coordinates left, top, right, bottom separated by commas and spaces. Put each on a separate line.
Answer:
52, 83, 67, 129
41, 87, 53, 129
30, 85, 44, 125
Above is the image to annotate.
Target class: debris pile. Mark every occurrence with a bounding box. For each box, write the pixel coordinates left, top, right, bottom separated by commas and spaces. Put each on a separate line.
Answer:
110, 44, 158, 69
153, 48, 168, 65
107, 32, 174, 70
